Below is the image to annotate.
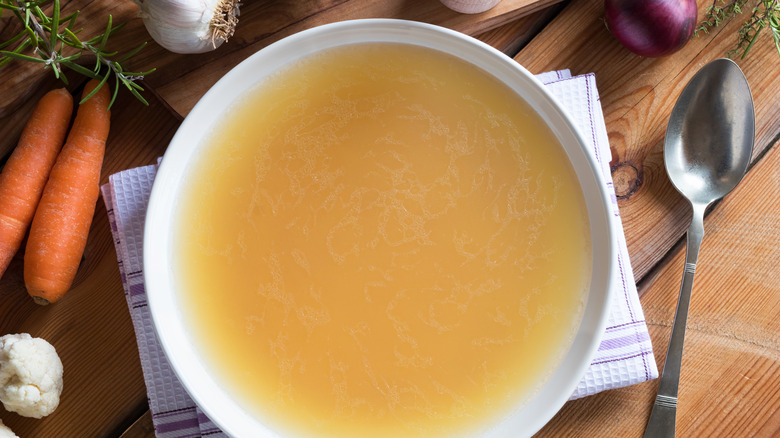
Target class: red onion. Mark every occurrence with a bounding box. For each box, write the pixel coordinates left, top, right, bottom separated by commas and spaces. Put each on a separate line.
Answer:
604, 0, 698, 58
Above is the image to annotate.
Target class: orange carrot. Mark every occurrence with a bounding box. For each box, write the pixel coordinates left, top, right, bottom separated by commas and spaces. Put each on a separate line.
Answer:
24, 80, 111, 305
0, 89, 74, 279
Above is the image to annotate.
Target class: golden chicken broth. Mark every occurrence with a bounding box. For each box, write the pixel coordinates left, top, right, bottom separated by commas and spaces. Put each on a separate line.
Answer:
175, 43, 591, 437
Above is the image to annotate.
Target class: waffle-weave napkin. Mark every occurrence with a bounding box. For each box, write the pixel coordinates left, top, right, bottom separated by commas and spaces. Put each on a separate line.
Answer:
101, 71, 657, 437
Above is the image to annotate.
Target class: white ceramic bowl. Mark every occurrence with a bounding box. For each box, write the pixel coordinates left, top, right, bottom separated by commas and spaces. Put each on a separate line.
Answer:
145, 19, 616, 438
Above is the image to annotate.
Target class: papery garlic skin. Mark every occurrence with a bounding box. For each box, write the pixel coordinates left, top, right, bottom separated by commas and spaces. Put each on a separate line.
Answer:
136, 0, 239, 54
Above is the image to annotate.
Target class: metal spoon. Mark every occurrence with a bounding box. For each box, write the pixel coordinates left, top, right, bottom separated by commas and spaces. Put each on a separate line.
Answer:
643, 58, 754, 438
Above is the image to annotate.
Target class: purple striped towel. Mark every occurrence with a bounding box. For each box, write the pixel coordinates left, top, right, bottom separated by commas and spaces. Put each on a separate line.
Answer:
101, 71, 657, 437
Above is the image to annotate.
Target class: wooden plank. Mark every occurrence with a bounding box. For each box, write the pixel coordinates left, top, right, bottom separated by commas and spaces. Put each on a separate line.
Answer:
513, 0, 780, 282
535, 140, 780, 437
474, 2, 565, 56
119, 411, 155, 438
0, 85, 178, 437
0, 0, 563, 160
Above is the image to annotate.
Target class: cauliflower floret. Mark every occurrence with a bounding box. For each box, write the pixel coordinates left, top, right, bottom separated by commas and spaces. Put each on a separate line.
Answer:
0, 418, 19, 438
0, 334, 63, 419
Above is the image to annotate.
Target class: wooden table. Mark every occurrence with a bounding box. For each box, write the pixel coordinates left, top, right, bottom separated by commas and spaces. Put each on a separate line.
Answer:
1, 1, 778, 436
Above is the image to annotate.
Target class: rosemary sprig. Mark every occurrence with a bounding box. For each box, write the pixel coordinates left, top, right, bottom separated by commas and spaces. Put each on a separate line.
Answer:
0, 0, 155, 107
695, 0, 780, 59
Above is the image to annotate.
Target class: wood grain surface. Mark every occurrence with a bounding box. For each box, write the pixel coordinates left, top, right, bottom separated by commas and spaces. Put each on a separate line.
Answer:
0, 0, 778, 437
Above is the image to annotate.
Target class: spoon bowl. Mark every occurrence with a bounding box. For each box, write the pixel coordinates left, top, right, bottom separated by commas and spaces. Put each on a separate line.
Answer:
644, 58, 755, 438
664, 58, 754, 205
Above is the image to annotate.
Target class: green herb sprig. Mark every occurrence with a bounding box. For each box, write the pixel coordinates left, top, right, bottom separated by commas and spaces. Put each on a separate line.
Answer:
0, 0, 155, 107
695, 0, 780, 59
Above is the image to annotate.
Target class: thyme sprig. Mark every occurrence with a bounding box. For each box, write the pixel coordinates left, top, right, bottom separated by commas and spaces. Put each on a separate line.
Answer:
0, 0, 155, 107
695, 0, 780, 59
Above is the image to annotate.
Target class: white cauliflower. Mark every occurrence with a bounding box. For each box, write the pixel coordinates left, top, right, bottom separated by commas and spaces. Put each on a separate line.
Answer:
0, 334, 63, 418
0, 418, 19, 438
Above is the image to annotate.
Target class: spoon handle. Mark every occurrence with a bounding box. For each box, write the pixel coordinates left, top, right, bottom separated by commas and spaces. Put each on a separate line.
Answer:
643, 203, 706, 438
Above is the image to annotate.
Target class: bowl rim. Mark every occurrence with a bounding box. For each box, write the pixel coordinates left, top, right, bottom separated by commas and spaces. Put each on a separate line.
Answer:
144, 18, 616, 438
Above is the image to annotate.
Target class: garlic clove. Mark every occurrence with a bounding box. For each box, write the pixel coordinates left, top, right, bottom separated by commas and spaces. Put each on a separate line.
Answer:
137, 0, 240, 54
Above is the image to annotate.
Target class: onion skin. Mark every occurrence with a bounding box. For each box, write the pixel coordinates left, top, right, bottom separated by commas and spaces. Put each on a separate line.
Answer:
605, 0, 698, 58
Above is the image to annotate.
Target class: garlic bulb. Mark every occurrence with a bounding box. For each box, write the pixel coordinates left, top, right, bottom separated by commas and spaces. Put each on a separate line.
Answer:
135, 0, 240, 54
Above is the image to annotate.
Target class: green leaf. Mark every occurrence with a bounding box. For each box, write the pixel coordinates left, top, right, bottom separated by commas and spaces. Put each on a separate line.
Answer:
125, 82, 150, 106
59, 68, 69, 85
62, 28, 84, 48
13, 37, 33, 56
19, 35, 33, 50
0, 50, 47, 63
10, 5, 24, 23
63, 10, 79, 30
108, 21, 126, 37
84, 34, 102, 45
62, 29, 84, 49
80, 68, 111, 104
113, 49, 139, 66
98, 14, 112, 54
32, 6, 48, 28
770, 15, 780, 55
58, 52, 81, 62
0, 2, 22, 12
0, 52, 16, 67
80, 43, 101, 71
0, 29, 27, 50
61, 60, 101, 79
115, 41, 149, 63
50, 0, 60, 51
741, 25, 762, 58
109, 73, 120, 109
125, 79, 145, 91
123, 68, 157, 77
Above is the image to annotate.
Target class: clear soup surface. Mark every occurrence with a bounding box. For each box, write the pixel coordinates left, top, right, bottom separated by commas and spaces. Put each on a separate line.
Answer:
175, 43, 591, 437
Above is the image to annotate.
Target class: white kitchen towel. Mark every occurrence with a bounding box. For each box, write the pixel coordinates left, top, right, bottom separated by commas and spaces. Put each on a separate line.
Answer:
537, 70, 658, 399
101, 70, 657, 437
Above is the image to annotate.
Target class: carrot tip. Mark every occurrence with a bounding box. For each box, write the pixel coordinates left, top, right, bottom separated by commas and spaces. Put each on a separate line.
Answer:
32, 295, 51, 306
